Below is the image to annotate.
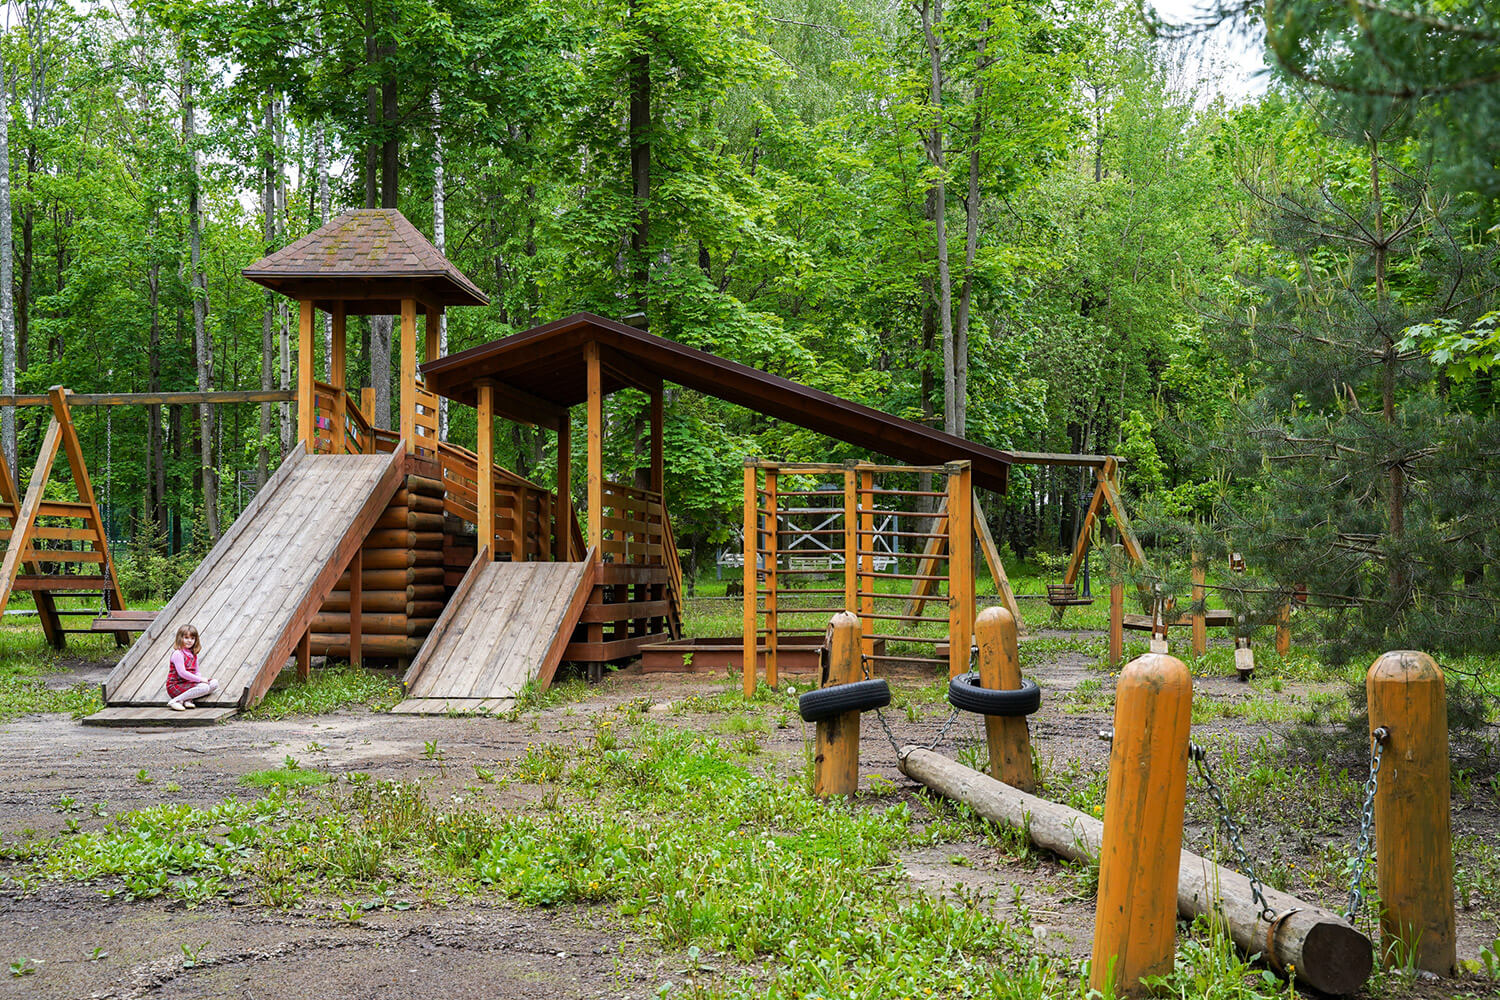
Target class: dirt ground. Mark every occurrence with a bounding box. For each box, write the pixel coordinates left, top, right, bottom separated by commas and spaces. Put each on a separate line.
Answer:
1, 642, 1495, 999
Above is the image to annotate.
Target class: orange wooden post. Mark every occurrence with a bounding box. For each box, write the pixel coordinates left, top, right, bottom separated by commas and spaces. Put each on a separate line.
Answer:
946, 462, 974, 679
425, 306, 442, 362
842, 462, 857, 613
360, 387, 375, 430
764, 467, 779, 689
296, 630, 311, 682
1275, 603, 1291, 656
585, 342, 604, 561
1108, 544, 1124, 669
399, 298, 417, 453
742, 459, 758, 697
555, 413, 572, 560
296, 300, 315, 448
348, 548, 362, 665
975, 605, 1033, 791
1367, 651, 1456, 975
476, 380, 495, 561
858, 464, 875, 660
330, 304, 347, 453
1190, 552, 1207, 658
1091, 652, 1192, 995
814, 610, 862, 797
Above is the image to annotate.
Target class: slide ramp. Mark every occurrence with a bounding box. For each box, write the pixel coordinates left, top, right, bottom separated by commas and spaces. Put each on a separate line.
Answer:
393, 550, 595, 715
85, 447, 405, 726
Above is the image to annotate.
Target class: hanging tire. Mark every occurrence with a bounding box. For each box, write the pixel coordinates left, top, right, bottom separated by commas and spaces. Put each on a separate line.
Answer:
948, 672, 1041, 717
798, 679, 892, 723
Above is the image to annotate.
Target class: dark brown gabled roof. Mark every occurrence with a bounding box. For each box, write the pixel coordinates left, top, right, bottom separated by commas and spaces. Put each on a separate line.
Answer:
422, 313, 1118, 494
242, 209, 488, 314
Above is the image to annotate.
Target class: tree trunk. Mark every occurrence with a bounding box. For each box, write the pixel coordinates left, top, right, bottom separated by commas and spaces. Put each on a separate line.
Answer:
182, 49, 217, 540
433, 90, 448, 439
628, 0, 650, 312
275, 95, 291, 453
919, 0, 956, 436
259, 95, 275, 485
1368, 138, 1405, 609
955, 20, 990, 439
148, 260, 166, 550
0, 52, 15, 474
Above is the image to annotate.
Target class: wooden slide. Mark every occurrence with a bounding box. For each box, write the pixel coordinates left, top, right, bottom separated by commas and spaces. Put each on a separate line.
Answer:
84, 446, 406, 727
393, 548, 596, 715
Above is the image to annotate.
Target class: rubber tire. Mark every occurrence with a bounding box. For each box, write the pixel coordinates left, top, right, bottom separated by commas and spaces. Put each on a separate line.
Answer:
798, 679, 892, 723
948, 672, 1041, 717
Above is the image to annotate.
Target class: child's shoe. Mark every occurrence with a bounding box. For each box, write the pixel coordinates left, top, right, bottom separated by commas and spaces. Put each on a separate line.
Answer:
167, 700, 186, 711
184, 702, 196, 709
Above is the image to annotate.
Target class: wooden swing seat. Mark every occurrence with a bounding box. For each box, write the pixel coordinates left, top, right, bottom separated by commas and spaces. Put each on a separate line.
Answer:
1046, 584, 1095, 607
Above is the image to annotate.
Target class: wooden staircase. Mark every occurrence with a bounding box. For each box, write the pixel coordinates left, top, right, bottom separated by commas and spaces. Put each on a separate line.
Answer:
0, 387, 128, 647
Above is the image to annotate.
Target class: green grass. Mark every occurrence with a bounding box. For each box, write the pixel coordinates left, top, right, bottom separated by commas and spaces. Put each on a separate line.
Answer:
243, 665, 403, 719
0, 622, 110, 720
239, 757, 332, 789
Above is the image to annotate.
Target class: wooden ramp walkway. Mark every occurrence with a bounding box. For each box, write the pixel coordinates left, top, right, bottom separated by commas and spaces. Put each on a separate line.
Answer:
395, 550, 595, 715
84, 447, 405, 726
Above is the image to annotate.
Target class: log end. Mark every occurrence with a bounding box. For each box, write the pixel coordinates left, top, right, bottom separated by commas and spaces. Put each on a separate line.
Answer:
1295, 920, 1373, 995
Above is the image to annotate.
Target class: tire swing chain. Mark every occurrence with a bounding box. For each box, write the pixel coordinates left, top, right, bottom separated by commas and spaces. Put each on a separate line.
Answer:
1343, 725, 1389, 924
859, 649, 963, 758
1189, 741, 1277, 924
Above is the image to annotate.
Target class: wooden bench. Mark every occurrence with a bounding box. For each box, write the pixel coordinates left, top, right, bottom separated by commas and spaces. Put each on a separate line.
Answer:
1046, 584, 1094, 607
91, 610, 156, 633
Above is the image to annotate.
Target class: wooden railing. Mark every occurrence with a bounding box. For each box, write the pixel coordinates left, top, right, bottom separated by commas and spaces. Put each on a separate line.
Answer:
437, 441, 585, 562
413, 382, 441, 461
598, 479, 670, 566
310, 380, 403, 456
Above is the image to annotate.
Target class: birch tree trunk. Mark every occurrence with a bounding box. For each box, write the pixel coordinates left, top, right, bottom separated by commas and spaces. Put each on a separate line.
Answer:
433, 90, 447, 440
919, 0, 957, 437
182, 50, 217, 540
259, 94, 274, 485
0, 49, 15, 475
315, 15, 331, 380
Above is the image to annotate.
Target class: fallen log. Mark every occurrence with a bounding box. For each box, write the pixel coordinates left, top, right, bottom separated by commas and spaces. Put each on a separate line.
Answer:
897, 746, 1371, 996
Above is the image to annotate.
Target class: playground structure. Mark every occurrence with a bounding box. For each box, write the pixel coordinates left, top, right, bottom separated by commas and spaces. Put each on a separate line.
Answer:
0, 386, 131, 647
803, 601, 1458, 994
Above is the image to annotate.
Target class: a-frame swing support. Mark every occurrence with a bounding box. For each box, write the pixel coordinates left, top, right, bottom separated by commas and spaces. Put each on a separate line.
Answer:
1061, 457, 1144, 592
0, 386, 129, 647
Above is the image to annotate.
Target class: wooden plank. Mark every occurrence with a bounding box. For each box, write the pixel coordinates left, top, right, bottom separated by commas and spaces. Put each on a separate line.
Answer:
399, 299, 417, 454
464, 563, 550, 698
563, 632, 671, 663
972, 490, 1021, 625
297, 301, 315, 446
742, 461, 757, 696
0, 418, 63, 617
904, 499, 949, 617
0, 390, 295, 407
947, 463, 974, 679
413, 562, 507, 699
82, 705, 236, 728
586, 341, 603, 562
402, 547, 491, 693
533, 556, 596, 692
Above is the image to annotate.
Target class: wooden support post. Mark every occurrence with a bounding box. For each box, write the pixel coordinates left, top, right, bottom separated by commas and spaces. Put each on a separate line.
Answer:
975, 606, 1033, 791
764, 467, 778, 689
1091, 652, 1192, 996
742, 459, 758, 697
946, 462, 973, 679
556, 413, 572, 561
842, 463, 857, 613
1191, 552, 1207, 658
349, 548, 362, 665
1108, 544, 1124, 669
477, 380, 496, 560
296, 630, 311, 682
972, 490, 1022, 626
586, 342, 603, 564
297, 300, 315, 448
361, 387, 375, 428
814, 610, 862, 797
1276, 603, 1291, 656
1366, 651, 1456, 975
331, 304, 347, 453
399, 299, 417, 453
649, 387, 664, 495
1063, 465, 1107, 588
898, 747, 1372, 996
425, 306, 442, 363
858, 464, 875, 660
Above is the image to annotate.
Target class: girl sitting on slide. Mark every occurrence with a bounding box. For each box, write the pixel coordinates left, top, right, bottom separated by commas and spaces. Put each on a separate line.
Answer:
166, 624, 220, 711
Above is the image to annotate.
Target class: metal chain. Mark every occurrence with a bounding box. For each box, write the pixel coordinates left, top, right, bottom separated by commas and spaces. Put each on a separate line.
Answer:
860, 647, 969, 758
1343, 726, 1389, 923
1190, 742, 1276, 923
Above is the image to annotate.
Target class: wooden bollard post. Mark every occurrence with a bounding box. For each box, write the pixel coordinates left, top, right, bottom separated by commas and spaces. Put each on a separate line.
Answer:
1091, 652, 1192, 995
975, 606, 1033, 791
1190, 553, 1206, 658
814, 611, 863, 797
1367, 651, 1456, 975
1108, 544, 1124, 669
1275, 603, 1291, 656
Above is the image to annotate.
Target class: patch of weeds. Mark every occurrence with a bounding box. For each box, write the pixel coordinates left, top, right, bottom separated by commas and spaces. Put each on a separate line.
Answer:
715, 713, 766, 735
8, 957, 38, 977
244, 665, 402, 719
508, 676, 593, 716
1063, 678, 1113, 714
240, 757, 331, 789
513, 744, 568, 783
135, 769, 153, 785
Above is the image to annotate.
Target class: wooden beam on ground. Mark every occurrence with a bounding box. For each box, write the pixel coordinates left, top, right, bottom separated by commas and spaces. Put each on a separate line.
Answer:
897, 747, 1372, 996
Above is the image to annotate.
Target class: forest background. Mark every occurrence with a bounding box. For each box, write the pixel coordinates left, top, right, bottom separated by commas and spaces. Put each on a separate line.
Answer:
0, 0, 1495, 667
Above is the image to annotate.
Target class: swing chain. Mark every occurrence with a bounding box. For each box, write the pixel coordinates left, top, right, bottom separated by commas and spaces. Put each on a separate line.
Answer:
1343, 726, 1389, 923
861, 648, 965, 757
1190, 741, 1276, 923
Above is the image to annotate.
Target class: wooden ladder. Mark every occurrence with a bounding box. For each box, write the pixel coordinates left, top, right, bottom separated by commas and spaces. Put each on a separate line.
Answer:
0, 386, 129, 647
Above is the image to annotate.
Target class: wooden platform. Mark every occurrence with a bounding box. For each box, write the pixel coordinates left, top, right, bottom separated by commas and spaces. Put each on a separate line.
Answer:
394, 553, 595, 714
92, 447, 405, 713
81, 705, 238, 727
1122, 609, 1236, 632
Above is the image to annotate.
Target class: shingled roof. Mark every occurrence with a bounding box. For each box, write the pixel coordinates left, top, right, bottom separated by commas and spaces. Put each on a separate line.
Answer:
242, 209, 488, 313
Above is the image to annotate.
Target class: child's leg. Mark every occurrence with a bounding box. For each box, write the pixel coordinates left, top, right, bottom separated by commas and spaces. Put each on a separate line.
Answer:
175, 681, 215, 704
